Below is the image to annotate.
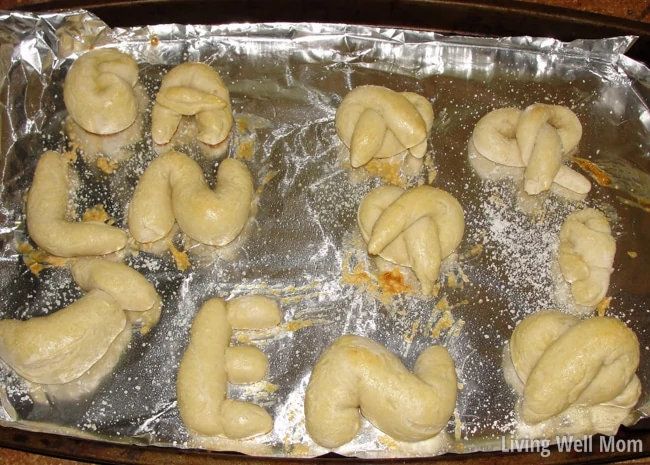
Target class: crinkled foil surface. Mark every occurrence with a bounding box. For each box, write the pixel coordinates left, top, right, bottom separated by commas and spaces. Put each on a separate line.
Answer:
0, 9, 649, 460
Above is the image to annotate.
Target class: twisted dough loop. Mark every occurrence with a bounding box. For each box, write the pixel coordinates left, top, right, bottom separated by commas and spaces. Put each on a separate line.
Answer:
510, 310, 641, 424
26, 151, 128, 257
336, 85, 432, 168
128, 151, 254, 246
152, 62, 233, 147
63, 48, 139, 135
177, 296, 281, 439
305, 335, 457, 448
558, 208, 615, 307
471, 105, 590, 195
358, 185, 465, 295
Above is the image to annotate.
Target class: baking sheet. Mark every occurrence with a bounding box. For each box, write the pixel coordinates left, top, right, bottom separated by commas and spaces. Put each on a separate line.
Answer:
0, 9, 649, 459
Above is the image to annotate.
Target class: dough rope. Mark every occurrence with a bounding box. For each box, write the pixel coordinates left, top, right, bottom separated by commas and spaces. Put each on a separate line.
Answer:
358, 185, 465, 295
26, 151, 128, 258
63, 48, 139, 135
304, 335, 457, 448
508, 310, 641, 425
176, 296, 281, 439
470, 105, 591, 195
151, 62, 233, 148
336, 85, 433, 168
128, 151, 254, 247
558, 208, 615, 307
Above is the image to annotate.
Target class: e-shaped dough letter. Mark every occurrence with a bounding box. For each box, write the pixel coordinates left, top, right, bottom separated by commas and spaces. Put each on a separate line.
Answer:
26, 151, 128, 257
304, 334, 457, 448
128, 151, 254, 246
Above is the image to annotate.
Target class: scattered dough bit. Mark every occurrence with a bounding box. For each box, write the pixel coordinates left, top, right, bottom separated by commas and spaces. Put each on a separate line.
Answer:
469, 104, 590, 195
304, 334, 457, 448
358, 185, 465, 295
336, 85, 433, 169
128, 151, 254, 247
558, 208, 615, 307
177, 296, 281, 439
63, 48, 139, 135
26, 151, 128, 257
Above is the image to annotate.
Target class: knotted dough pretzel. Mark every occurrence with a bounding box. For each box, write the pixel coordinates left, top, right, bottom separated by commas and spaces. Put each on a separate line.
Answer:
304, 334, 457, 448
336, 85, 433, 168
26, 151, 128, 258
470, 105, 591, 195
558, 208, 615, 307
177, 296, 281, 439
0, 259, 160, 386
508, 310, 641, 425
128, 151, 254, 247
358, 185, 465, 295
63, 48, 139, 135
152, 62, 233, 149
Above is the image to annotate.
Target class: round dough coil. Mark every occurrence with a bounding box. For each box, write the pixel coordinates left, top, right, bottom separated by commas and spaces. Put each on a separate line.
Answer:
335, 85, 432, 168
26, 151, 128, 258
304, 334, 457, 448
63, 48, 139, 135
470, 105, 591, 195
152, 62, 233, 147
509, 310, 641, 425
358, 185, 465, 295
127, 151, 254, 247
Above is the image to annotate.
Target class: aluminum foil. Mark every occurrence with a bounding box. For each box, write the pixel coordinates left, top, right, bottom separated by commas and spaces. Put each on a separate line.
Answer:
0, 9, 650, 460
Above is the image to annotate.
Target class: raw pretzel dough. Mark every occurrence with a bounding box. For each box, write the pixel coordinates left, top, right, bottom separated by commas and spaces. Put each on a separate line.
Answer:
26, 151, 128, 257
151, 62, 233, 151
63, 48, 139, 135
336, 85, 433, 168
304, 334, 457, 448
177, 296, 281, 439
508, 310, 641, 425
558, 208, 615, 307
128, 151, 254, 247
358, 185, 465, 295
470, 105, 591, 195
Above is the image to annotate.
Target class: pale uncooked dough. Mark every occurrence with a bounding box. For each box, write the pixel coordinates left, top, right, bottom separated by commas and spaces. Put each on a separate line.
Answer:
335, 85, 433, 168
128, 151, 254, 247
508, 310, 640, 425
358, 185, 465, 295
63, 48, 139, 135
304, 334, 457, 448
26, 151, 128, 257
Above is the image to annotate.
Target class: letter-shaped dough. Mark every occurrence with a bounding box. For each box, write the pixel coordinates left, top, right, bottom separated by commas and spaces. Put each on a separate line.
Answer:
358, 185, 465, 295
63, 48, 139, 135
336, 85, 432, 168
558, 208, 615, 307
509, 310, 641, 424
304, 335, 457, 448
26, 151, 128, 257
177, 296, 281, 439
152, 62, 233, 147
470, 105, 591, 195
128, 151, 254, 247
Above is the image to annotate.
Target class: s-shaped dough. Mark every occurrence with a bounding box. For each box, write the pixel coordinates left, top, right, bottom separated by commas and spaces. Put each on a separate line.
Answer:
26, 151, 128, 258
304, 335, 457, 448
152, 62, 233, 149
63, 48, 139, 135
508, 310, 641, 425
558, 208, 615, 307
336, 85, 432, 168
358, 185, 465, 295
177, 296, 281, 439
128, 151, 254, 247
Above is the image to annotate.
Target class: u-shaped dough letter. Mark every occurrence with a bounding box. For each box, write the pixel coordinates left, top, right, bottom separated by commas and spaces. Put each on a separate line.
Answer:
304, 335, 457, 448
128, 151, 254, 246
26, 151, 128, 257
